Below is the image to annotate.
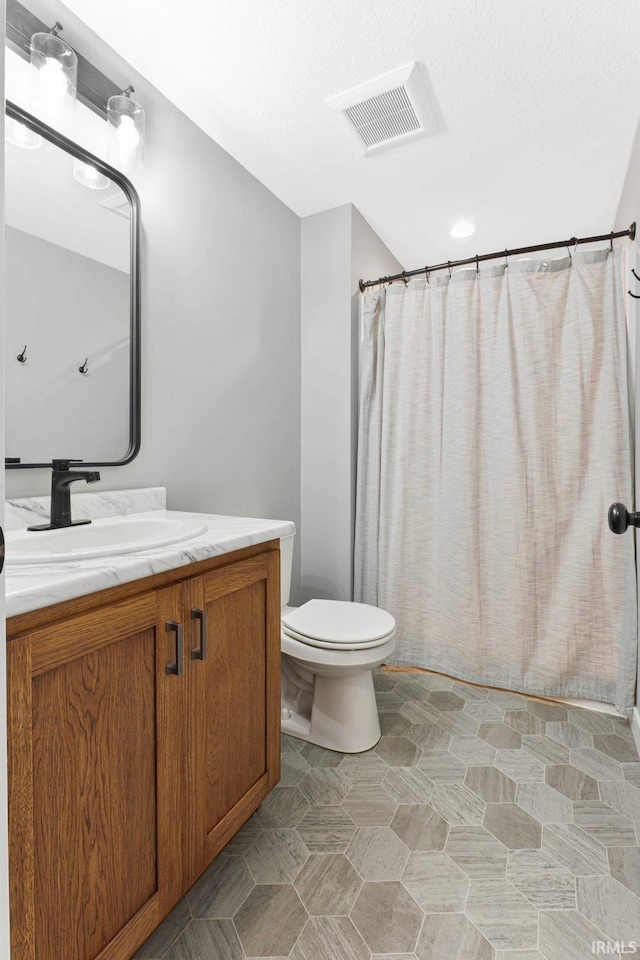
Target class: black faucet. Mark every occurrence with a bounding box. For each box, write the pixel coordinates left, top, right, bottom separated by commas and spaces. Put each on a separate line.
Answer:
27, 460, 101, 531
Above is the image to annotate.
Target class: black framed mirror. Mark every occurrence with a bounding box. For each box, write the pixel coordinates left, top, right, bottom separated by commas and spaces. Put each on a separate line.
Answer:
4, 100, 141, 469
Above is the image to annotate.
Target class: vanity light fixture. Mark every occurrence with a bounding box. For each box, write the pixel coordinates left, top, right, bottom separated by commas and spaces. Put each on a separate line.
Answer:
73, 158, 110, 190
450, 220, 476, 239
107, 86, 145, 175
6, 4, 147, 181
29, 22, 77, 132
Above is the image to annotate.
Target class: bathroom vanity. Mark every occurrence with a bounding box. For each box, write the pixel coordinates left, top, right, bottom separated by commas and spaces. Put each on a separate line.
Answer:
4, 489, 292, 960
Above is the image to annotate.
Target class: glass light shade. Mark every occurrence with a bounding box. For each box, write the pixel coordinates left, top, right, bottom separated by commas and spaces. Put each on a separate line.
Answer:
29, 31, 77, 132
5, 116, 42, 149
73, 158, 110, 190
107, 93, 144, 175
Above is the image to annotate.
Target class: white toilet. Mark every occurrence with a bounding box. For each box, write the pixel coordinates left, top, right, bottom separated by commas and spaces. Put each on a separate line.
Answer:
280, 533, 396, 753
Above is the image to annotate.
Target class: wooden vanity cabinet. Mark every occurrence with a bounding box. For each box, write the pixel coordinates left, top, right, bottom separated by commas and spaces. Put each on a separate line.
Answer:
6, 542, 281, 960
185, 552, 280, 882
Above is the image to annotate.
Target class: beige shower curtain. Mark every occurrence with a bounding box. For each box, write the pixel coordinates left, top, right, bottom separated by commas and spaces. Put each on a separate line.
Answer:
354, 248, 638, 714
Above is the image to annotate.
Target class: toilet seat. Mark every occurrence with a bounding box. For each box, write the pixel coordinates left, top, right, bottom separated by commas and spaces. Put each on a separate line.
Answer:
282, 599, 395, 651
282, 623, 395, 651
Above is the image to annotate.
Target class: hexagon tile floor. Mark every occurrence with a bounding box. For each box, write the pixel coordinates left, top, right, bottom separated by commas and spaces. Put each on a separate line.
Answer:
135, 668, 640, 960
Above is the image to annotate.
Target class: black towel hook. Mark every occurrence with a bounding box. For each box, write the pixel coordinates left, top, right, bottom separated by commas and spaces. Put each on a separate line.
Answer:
17, 345, 27, 363
79, 358, 89, 375
628, 267, 640, 299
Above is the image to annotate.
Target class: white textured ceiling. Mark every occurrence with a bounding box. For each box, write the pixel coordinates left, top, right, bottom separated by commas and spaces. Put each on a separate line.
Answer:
60, 0, 640, 268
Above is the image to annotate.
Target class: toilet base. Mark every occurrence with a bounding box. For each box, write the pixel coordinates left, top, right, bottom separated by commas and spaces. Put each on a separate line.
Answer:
281, 668, 382, 754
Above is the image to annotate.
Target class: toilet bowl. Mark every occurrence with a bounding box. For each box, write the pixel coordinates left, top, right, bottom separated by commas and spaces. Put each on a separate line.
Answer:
280, 533, 396, 753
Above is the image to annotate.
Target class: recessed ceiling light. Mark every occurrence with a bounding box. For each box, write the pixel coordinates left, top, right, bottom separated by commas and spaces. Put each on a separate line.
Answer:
450, 220, 476, 239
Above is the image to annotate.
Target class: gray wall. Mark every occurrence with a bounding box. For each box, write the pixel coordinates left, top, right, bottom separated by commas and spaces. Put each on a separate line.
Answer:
299, 204, 401, 602
0, 1, 11, 952
300, 206, 352, 602
616, 116, 640, 232
616, 122, 640, 706
4, 227, 129, 464
5, 5, 302, 599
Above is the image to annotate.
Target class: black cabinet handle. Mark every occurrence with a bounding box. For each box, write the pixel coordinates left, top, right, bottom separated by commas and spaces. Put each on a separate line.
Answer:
191, 608, 207, 661
0, 526, 4, 575
165, 620, 183, 676
608, 503, 640, 535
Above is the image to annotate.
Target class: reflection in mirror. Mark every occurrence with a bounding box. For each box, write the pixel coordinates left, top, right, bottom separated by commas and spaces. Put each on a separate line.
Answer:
4, 104, 139, 467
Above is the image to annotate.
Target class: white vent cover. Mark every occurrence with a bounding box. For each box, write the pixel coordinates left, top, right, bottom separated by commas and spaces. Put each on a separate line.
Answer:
326, 62, 439, 156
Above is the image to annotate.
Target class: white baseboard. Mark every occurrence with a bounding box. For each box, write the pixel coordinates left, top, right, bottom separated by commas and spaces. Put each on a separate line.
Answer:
632, 706, 640, 757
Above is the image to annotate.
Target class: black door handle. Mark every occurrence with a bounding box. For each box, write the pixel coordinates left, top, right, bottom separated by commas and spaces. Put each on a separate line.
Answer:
0, 526, 4, 574
608, 503, 640, 534
191, 608, 208, 661
165, 620, 184, 676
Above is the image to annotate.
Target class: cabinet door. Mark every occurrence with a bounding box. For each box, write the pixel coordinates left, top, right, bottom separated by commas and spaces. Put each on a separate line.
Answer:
186, 549, 280, 875
7, 585, 187, 960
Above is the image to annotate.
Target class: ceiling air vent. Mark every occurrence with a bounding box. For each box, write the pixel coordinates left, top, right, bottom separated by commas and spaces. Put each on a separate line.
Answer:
326, 62, 439, 156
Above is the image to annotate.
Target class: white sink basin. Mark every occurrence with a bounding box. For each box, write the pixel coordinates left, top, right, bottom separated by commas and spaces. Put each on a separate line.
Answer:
6, 514, 208, 564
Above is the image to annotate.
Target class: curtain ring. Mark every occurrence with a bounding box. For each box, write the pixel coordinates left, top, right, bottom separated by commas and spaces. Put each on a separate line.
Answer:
610, 232, 614, 252
425, 266, 430, 284
566, 246, 572, 263
504, 249, 509, 270
475, 255, 479, 275
447, 261, 452, 279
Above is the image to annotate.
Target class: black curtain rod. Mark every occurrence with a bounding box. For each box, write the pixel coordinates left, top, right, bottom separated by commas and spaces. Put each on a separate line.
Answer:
358, 222, 637, 292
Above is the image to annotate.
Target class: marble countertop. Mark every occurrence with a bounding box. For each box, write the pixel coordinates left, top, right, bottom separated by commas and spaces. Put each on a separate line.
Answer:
5, 487, 294, 619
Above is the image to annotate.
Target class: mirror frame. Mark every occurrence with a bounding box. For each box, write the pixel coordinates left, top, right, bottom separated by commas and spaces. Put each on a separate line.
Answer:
5, 99, 141, 469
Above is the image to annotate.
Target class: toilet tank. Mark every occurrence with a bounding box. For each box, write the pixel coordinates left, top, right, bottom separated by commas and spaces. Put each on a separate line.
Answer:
279, 532, 295, 608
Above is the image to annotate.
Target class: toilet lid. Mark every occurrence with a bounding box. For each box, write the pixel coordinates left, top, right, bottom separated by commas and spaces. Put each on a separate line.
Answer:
282, 599, 396, 647
282, 623, 395, 651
